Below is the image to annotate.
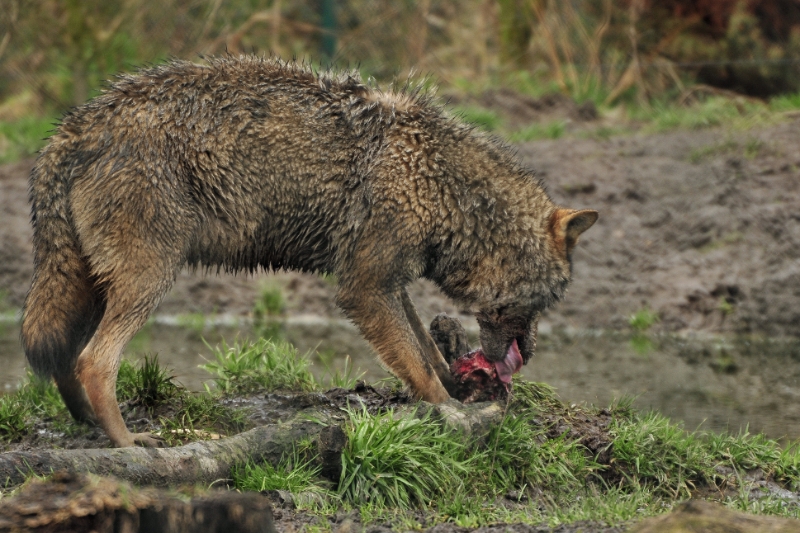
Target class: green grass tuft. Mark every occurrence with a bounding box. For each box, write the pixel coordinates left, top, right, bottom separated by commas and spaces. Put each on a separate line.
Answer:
609, 410, 712, 498
254, 285, 285, 320
456, 106, 502, 131
508, 121, 566, 142
201, 337, 316, 394
629, 309, 659, 331
338, 406, 471, 508
321, 354, 366, 390
233, 449, 329, 496
0, 395, 28, 440
0, 373, 66, 442
0, 117, 55, 163
116, 354, 180, 407
253, 285, 286, 340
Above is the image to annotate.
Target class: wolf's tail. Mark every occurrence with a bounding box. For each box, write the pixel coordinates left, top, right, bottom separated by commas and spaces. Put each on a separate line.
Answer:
21, 147, 105, 379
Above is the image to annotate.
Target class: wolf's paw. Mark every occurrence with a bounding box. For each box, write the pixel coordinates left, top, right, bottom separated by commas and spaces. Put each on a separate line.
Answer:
132, 432, 167, 448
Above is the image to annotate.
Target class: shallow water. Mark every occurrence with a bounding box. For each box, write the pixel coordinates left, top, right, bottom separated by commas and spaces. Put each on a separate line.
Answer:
2, 315, 799, 441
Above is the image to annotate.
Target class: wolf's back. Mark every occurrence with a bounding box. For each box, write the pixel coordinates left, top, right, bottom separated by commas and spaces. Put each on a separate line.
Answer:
21, 145, 104, 378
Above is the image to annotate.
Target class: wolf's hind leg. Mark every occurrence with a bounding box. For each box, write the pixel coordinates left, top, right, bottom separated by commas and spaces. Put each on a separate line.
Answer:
75, 262, 176, 447
54, 373, 97, 424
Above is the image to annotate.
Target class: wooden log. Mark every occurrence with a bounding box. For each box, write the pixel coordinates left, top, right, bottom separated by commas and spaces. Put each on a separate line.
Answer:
0, 416, 327, 488
631, 499, 800, 533
0, 471, 276, 532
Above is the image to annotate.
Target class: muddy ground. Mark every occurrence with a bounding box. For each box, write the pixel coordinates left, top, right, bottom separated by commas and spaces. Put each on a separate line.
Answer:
0, 383, 631, 533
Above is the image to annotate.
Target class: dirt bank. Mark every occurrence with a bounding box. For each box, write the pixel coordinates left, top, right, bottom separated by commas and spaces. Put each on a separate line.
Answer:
3, 119, 799, 337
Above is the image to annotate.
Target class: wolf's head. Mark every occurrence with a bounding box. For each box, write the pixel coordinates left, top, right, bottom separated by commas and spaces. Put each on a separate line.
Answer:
472, 208, 597, 380
424, 125, 598, 378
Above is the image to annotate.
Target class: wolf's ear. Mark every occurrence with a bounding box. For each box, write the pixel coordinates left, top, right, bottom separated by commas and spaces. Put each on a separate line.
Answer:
548, 208, 599, 255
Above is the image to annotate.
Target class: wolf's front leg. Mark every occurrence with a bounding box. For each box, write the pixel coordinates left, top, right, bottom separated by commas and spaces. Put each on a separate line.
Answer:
338, 286, 451, 403
399, 288, 459, 397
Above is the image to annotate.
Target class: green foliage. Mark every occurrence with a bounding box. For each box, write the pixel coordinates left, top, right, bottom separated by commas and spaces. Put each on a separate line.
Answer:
507, 121, 566, 142
610, 410, 712, 498
338, 406, 471, 508
223, 367, 800, 526
549, 486, 665, 526
629, 309, 659, 332
636, 97, 770, 133
628, 308, 659, 353
706, 430, 782, 472
158, 393, 248, 445
0, 117, 55, 163
0, 374, 66, 441
115, 355, 247, 444
253, 285, 286, 340
320, 354, 366, 389
233, 448, 329, 499
476, 380, 600, 497
253, 285, 285, 320
769, 92, 800, 112
479, 414, 598, 493
0, 395, 28, 440
456, 106, 502, 131
200, 338, 316, 394
116, 354, 179, 407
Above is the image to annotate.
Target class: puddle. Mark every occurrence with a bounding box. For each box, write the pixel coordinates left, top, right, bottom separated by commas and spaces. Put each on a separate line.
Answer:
1, 316, 799, 441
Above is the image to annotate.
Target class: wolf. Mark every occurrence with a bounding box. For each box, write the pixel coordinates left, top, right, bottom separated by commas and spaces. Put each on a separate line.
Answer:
21, 56, 597, 447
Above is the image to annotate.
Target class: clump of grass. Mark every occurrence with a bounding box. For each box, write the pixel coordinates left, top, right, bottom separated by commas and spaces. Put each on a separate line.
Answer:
0, 374, 66, 442
201, 338, 316, 394
477, 382, 600, 495
480, 413, 599, 494
253, 285, 286, 340
629, 309, 659, 331
0, 117, 54, 163
116, 354, 180, 407
629, 308, 659, 354
609, 410, 712, 498
507, 120, 566, 142
227, 368, 800, 526
338, 406, 471, 508
320, 354, 366, 389
456, 106, 502, 131
636, 96, 773, 133
0, 395, 28, 441
115, 355, 246, 444
769, 91, 800, 112
253, 285, 285, 320
233, 447, 329, 496
158, 393, 248, 445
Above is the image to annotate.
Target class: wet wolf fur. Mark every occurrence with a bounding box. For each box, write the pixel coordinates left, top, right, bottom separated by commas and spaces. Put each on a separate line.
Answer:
22, 56, 597, 447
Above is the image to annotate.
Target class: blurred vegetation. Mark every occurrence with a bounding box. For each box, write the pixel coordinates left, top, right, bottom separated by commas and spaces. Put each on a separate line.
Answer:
3, 0, 800, 161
